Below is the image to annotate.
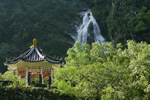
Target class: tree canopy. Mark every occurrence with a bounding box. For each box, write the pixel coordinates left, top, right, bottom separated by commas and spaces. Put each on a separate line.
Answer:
54, 41, 150, 99
0, 0, 86, 73
0, 0, 150, 74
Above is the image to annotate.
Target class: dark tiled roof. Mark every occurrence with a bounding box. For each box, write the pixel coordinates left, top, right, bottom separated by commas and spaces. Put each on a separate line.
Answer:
6, 47, 61, 64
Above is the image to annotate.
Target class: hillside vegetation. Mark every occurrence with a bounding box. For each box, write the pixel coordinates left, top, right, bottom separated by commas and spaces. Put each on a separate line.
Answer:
0, 0, 150, 73
54, 41, 150, 99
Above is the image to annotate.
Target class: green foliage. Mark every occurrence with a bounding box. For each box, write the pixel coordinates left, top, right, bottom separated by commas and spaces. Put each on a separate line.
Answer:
0, 87, 75, 100
0, 43, 19, 73
0, 0, 87, 73
0, 73, 3, 81
54, 41, 150, 99
44, 77, 49, 87
2, 70, 26, 87
88, 0, 150, 44
1, 0, 150, 74
30, 78, 39, 87
131, 7, 150, 33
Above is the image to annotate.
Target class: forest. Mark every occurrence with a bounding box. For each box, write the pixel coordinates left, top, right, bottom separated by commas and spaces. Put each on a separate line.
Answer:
0, 0, 150, 99
54, 41, 150, 99
0, 0, 150, 73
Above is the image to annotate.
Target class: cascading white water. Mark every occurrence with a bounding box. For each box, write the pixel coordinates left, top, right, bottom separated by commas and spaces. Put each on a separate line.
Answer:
76, 11, 105, 45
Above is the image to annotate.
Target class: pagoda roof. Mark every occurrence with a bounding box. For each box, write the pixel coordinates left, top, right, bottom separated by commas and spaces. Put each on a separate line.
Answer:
5, 39, 61, 65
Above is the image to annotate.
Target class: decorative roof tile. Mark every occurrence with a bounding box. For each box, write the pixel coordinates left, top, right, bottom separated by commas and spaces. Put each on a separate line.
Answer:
5, 39, 61, 64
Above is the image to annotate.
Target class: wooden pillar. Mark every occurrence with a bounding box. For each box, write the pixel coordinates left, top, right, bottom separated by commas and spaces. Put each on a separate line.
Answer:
16, 68, 19, 76
26, 67, 28, 86
48, 76, 51, 89
51, 69, 53, 85
40, 67, 44, 84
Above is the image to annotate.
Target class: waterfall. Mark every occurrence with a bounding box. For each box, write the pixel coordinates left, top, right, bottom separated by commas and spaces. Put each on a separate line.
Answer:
76, 10, 105, 45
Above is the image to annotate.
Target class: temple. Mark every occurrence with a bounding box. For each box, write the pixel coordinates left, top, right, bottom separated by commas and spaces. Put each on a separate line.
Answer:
4, 39, 62, 86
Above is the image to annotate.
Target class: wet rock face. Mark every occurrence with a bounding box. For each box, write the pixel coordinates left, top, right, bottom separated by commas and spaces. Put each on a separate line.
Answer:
87, 13, 91, 16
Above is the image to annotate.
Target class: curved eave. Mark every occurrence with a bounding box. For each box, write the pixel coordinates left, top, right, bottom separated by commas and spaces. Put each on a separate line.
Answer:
4, 46, 62, 66
5, 59, 61, 65
12, 48, 32, 61
6, 60, 61, 70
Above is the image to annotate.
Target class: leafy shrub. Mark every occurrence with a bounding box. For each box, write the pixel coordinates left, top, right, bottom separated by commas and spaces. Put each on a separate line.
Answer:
0, 87, 75, 100
54, 41, 150, 100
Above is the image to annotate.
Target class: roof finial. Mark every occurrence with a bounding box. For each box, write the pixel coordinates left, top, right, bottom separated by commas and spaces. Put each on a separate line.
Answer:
33, 38, 37, 47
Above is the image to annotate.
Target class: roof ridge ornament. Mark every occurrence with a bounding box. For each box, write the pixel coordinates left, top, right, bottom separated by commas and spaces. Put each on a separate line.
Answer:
33, 38, 37, 47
